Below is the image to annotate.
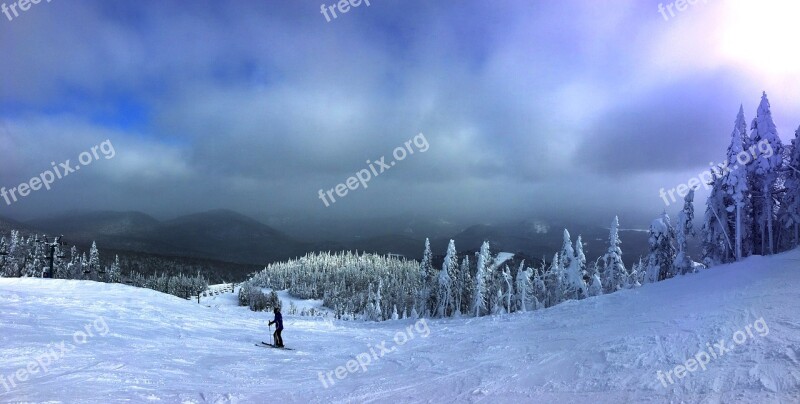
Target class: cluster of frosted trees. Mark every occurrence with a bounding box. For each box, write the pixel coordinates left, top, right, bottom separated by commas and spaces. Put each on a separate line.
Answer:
702, 93, 800, 266
422, 218, 640, 319
245, 251, 421, 321
0, 229, 208, 300
0, 230, 120, 282
238, 284, 281, 312
638, 93, 800, 285
421, 238, 536, 317
243, 221, 643, 321
126, 271, 208, 299
639, 194, 698, 284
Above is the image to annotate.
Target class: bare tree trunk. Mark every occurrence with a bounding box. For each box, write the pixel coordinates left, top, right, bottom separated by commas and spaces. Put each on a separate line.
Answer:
735, 205, 742, 261
765, 182, 774, 255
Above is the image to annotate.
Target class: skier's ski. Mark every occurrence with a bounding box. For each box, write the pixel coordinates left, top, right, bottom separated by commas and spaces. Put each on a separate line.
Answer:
256, 342, 294, 350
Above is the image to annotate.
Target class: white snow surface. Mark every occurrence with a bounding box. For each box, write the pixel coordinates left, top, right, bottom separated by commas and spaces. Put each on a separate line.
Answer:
2, 249, 800, 403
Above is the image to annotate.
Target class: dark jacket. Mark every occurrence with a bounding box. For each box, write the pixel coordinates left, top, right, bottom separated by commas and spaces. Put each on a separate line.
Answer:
270, 311, 283, 330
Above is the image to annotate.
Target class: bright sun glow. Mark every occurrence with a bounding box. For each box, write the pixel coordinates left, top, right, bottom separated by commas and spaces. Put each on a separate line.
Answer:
719, 0, 800, 77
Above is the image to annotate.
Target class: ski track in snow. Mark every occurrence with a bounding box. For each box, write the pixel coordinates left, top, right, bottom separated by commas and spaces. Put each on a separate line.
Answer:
1, 250, 800, 403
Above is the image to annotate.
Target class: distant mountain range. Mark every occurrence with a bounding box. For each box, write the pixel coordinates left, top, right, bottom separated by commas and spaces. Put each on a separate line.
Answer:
25, 209, 307, 265
5, 210, 658, 269
0, 215, 30, 235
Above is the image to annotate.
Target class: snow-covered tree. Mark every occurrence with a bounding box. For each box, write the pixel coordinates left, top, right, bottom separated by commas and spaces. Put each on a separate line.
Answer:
574, 236, 588, 290
544, 253, 564, 307
3, 231, 19, 277
645, 212, 677, 283
374, 280, 383, 320
734, 105, 755, 257
436, 240, 456, 317
487, 289, 500, 315
454, 256, 471, 316
588, 272, 603, 297
702, 168, 733, 266
418, 238, 434, 317
783, 125, 800, 248
559, 229, 574, 272
634, 257, 646, 286
103, 254, 119, 283
87, 241, 100, 281
472, 241, 491, 317
750, 92, 784, 255
501, 265, 513, 313
564, 235, 587, 300
79, 252, 89, 280
724, 115, 750, 261
673, 189, 696, 276
0, 236, 6, 278
515, 261, 534, 312
532, 265, 547, 310
601, 216, 627, 292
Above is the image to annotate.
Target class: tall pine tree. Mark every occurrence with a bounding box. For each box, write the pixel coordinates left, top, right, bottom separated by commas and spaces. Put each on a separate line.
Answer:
750, 92, 784, 255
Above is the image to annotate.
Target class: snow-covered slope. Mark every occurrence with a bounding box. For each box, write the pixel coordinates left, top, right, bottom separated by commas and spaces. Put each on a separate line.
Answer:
2, 250, 800, 403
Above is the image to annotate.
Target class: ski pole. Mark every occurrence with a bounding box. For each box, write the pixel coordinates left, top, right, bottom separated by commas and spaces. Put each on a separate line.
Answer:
269, 323, 273, 345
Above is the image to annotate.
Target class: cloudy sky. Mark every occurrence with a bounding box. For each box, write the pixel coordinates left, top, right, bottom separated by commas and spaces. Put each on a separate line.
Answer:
1, 0, 799, 229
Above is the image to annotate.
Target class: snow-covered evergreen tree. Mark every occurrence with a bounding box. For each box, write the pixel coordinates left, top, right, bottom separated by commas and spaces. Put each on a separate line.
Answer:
374, 280, 383, 321
80, 252, 89, 279
455, 256, 471, 316
601, 216, 626, 292
560, 230, 574, 272
472, 241, 491, 317
515, 261, 534, 312
532, 264, 547, 310
635, 257, 646, 286
574, 236, 588, 291
491, 288, 505, 315
3, 231, 19, 277
783, 125, 800, 248
645, 212, 677, 283
750, 92, 784, 255
588, 272, 603, 297
724, 116, 750, 261
436, 240, 456, 317
702, 168, 733, 266
673, 189, 696, 276
0, 236, 6, 278
418, 238, 434, 317
564, 235, 587, 300
501, 265, 513, 313
544, 253, 564, 307
734, 105, 756, 257
88, 241, 100, 281
66, 246, 79, 279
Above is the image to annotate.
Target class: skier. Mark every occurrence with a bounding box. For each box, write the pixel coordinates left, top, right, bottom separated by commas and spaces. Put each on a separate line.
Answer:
268, 307, 284, 347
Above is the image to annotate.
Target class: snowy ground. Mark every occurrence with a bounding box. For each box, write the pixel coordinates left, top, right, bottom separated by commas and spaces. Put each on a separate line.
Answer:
1, 250, 800, 403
